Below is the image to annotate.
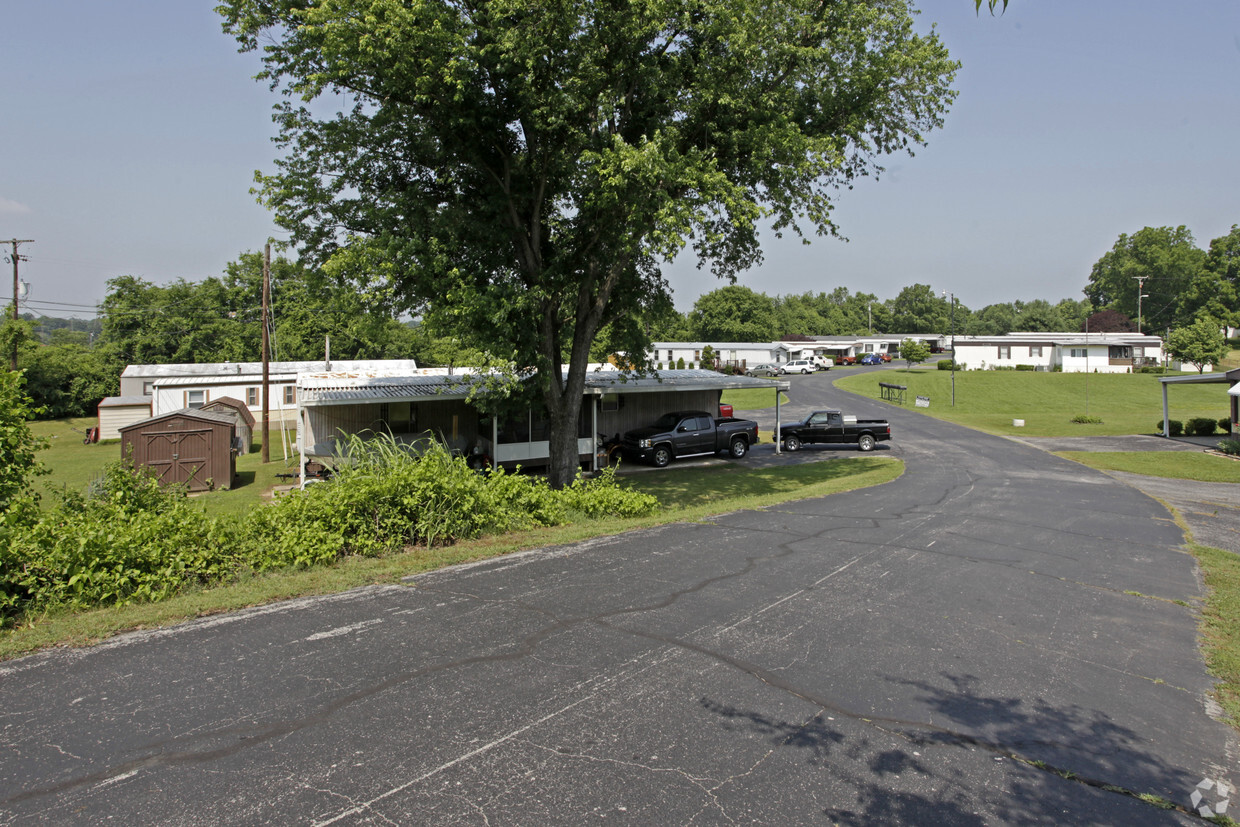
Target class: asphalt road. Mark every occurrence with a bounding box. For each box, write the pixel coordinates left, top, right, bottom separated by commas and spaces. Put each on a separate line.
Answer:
1, 367, 1236, 825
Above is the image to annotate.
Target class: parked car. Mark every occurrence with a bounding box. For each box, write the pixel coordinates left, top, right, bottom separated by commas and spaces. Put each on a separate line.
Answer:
745, 363, 780, 377
776, 410, 892, 452
811, 356, 834, 370
779, 359, 818, 374
836, 355, 858, 366
622, 411, 760, 467
858, 353, 883, 365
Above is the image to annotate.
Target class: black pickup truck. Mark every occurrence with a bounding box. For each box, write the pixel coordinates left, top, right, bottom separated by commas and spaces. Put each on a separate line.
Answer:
776, 410, 891, 452
622, 411, 760, 467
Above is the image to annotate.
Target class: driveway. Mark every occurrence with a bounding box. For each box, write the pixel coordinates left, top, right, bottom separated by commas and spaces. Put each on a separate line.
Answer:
0, 369, 1234, 824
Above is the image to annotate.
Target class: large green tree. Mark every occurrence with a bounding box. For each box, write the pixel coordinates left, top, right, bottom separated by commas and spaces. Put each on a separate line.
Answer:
690, 286, 779, 341
1181, 225, 1240, 329
219, 0, 958, 485
1084, 226, 1206, 333
1166, 317, 1228, 374
888, 284, 949, 334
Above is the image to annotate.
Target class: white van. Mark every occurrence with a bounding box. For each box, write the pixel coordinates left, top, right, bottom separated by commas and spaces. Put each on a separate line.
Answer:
780, 359, 818, 374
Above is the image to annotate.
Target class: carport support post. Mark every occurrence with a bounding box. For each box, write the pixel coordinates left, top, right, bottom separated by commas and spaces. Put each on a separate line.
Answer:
1162, 383, 1170, 438
492, 416, 499, 472
775, 389, 781, 454
591, 396, 599, 473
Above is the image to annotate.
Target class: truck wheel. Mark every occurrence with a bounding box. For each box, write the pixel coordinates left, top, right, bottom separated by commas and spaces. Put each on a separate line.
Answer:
728, 437, 749, 459
858, 434, 876, 452
784, 435, 802, 452
652, 446, 672, 467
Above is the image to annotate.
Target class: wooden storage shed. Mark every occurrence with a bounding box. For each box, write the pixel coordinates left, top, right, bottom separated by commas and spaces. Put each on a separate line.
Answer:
119, 408, 237, 491
201, 396, 256, 454
96, 396, 153, 441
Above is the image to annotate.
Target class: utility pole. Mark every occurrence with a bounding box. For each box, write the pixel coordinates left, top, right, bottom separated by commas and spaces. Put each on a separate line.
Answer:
6, 239, 34, 371
1134, 276, 1147, 333
261, 243, 271, 463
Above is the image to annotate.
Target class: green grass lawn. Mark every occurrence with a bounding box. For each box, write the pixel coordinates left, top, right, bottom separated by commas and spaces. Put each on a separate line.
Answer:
1054, 451, 1240, 483
720, 387, 789, 410
29, 417, 115, 504
835, 369, 1227, 438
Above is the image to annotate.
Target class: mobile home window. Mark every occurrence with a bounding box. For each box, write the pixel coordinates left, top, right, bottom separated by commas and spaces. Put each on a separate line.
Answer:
1070, 348, 1087, 358
283, 385, 296, 405
246, 387, 259, 406
1109, 345, 1132, 359
997, 345, 1011, 359
1030, 346, 1043, 357
186, 390, 205, 409
142, 381, 154, 396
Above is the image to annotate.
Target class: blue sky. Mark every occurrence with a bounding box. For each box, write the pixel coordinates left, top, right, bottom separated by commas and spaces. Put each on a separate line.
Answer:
1, 1, 1237, 317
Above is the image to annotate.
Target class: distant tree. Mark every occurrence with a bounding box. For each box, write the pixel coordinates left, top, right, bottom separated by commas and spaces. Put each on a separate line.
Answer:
1180, 225, 1240, 329
899, 338, 930, 368
888, 285, 948, 334
689, 286, 779, 342
1166, 317, 1228, 374
774, 293, 830, 338
1082, 309, 1136, 333
1054, 298, 1093, 333
1010, 299, 1065, 332
18, 344, 115, 419
1084, 226, 1205, 331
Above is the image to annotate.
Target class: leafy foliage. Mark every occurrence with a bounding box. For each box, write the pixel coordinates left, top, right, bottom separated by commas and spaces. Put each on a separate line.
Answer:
0, 371, 48, 516
1157, 419, 1184, 437
239, 436, 658, 571
899, 338, 930, 367
1085, 226, 1206, 331
0, 463, 235, 623
1187, 417, 1220, 437
1167, 317, 1229, 374
689, 286, 779, 342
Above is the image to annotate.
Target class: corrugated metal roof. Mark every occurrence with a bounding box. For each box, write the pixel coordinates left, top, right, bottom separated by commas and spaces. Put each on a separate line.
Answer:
122, 359, 421, 379
154, 374, 298, 387
98, 396, 152, 408
296, 368, 786, 406
121, 407, 239, 430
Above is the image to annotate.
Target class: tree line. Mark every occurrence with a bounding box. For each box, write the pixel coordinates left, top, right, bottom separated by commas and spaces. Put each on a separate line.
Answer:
637, 283, 1093, 344
0, 252, 471, 419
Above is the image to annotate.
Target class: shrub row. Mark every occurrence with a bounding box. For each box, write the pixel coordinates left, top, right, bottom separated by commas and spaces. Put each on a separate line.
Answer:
0, 439, 659, 625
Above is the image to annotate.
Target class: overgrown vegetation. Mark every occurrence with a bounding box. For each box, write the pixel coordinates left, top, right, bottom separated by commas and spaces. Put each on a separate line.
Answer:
0, 430, 658, 628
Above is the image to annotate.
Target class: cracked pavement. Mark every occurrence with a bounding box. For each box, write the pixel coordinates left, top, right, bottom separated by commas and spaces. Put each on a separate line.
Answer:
0, 370, 1236, 824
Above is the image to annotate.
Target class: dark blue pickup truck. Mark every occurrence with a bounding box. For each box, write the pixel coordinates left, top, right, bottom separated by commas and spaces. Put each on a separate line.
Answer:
622, 411, 760, 467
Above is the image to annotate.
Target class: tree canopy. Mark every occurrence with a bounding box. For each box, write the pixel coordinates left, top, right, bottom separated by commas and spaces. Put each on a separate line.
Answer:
1166, 318, 1228, 374
219, 0, 959, 485
689, 286, 779, 342
1084, 226, 1207, 333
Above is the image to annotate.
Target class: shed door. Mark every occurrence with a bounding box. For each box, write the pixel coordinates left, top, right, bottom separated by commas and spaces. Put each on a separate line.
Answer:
143, 429, 212, 488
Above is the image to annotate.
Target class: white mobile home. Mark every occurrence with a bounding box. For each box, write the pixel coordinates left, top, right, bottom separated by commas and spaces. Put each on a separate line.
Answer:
951, 333, 1163, 373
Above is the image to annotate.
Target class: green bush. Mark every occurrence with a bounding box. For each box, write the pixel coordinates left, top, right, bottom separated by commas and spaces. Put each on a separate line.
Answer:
1220, 418, 1232, 434
1015, 364, 1036, 371
1071, 415, 1102, 424
559, 467, 659, 519
0, 462, 236, 623
676, 357, 685, 369
1157, 419, 1184, 437
1217, 437, 1240, 456
936, 359, 954, 370
1187, 417, 1219, 437
239, 436, 659, 572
